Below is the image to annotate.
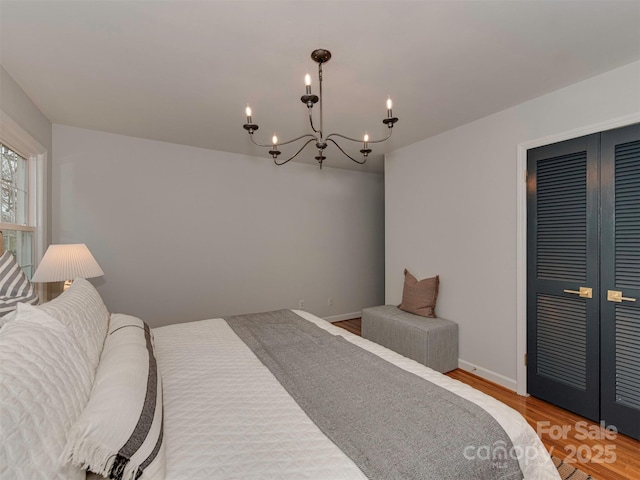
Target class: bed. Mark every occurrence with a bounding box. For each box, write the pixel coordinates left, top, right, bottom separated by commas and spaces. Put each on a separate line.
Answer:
0, 261, 561, 480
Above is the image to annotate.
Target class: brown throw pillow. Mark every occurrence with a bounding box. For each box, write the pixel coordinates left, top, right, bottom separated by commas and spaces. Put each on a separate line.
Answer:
399, 269, 439, 318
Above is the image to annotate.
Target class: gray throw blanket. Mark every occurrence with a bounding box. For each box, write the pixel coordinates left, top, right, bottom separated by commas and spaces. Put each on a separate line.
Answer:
225, 310, 523, 480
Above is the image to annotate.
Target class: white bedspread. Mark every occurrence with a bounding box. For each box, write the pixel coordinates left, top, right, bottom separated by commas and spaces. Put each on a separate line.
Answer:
153, 310, 560, 480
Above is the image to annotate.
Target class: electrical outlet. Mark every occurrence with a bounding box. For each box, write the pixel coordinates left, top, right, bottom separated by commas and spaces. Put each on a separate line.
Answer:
328, 297, 333, 306
299, 300, 305, 309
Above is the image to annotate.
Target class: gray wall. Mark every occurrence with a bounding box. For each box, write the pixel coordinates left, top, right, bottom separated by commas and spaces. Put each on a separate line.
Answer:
53, 125, 385, 327
385, 61, 640, 389
0, 66, 53, 243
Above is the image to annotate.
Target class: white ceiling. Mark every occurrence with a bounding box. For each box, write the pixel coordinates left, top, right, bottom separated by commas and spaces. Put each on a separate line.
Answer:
1, 1, 639, 174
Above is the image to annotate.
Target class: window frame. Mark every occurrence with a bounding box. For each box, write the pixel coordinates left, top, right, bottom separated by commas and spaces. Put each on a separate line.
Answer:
0, 109, 48, 294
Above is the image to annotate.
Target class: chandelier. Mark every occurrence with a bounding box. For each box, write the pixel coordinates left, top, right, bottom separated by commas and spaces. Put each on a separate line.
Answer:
243, 49, 398, 169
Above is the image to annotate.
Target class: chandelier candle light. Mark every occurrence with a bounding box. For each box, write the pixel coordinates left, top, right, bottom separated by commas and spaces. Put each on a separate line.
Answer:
243, 49, 398, 169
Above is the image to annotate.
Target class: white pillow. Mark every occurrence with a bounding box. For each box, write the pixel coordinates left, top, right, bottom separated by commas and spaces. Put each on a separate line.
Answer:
63, 313, 165, 480
39, 278, 109, 373
0, 303, 92, 480
0, 310, 16, 329
0, 250, 38, 317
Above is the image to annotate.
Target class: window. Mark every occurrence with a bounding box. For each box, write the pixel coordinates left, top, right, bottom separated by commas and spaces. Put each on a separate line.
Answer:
0, 109, 47, 287
0, 142, 35, 277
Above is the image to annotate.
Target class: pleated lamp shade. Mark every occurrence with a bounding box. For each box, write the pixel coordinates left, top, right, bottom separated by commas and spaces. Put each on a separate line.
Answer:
31, 244, 104, 283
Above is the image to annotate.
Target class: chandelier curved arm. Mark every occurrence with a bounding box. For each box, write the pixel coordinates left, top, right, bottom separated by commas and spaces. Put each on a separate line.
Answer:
249, 132, 317, 148
327, 138, 367, 165
326, 128, 393, 145
308, 108, 320, 134
274, 138, 317, 166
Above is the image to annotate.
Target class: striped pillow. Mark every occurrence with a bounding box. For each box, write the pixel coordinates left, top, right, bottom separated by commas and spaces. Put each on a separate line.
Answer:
63, 314, 165, 480
0, 251, 38, 317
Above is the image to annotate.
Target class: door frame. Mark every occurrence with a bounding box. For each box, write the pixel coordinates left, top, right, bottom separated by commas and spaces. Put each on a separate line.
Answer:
515, 112, 640, 396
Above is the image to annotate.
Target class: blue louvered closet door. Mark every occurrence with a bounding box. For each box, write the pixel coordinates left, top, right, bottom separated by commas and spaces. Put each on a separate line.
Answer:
527, 123, 640, 440
600, 125, 640, 440
527, 134, 601, 422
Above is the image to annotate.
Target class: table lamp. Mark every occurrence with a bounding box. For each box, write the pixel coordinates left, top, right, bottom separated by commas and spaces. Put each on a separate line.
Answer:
31, 244, 104, 289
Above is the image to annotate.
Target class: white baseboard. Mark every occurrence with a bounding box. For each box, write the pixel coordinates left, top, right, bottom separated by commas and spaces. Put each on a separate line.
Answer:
458, 359, 517, 392
324, 311, 361, 323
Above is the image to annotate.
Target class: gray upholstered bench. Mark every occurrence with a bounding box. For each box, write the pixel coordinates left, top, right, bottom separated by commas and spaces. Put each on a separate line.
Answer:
361, 305, 458, 373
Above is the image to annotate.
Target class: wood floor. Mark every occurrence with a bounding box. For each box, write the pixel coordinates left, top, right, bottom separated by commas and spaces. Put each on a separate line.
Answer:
333, 318, 640, 480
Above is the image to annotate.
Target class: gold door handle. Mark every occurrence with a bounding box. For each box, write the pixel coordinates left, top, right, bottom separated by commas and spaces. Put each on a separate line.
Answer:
563, 287, 593, 299
607, 290, 637, 303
